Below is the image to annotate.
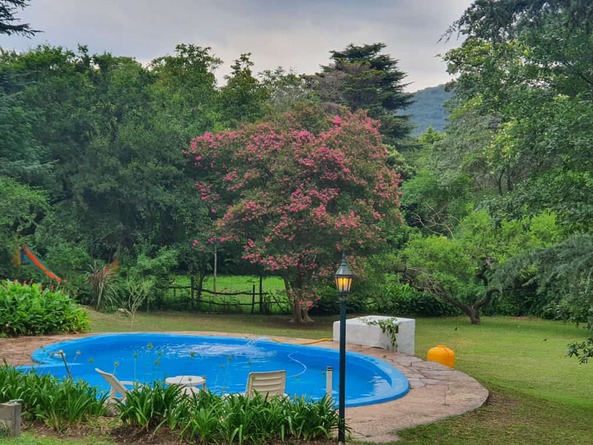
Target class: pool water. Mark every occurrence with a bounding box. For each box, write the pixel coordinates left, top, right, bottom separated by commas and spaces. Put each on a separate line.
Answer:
26, 333, 409, 407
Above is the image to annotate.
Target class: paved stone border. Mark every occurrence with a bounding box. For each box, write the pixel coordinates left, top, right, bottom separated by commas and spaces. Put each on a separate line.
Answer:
0, 333, 489, 443
333, 343, 489, 442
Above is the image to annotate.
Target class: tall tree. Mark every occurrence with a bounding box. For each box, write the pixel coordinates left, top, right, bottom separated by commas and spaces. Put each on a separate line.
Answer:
259, 67, 311, 115
186, 105, 402, 323
400, 210, 561, 324
308, 43, 414, 146
0, 176, 47, 277
149, 44, 221, 135
218, 53, 269, 127
0, 0, 37, 36
433, 0, 593, 339
0, 92, 48, 183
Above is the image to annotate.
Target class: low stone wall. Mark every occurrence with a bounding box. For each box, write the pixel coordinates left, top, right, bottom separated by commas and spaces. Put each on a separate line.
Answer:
332, 315, 416, 354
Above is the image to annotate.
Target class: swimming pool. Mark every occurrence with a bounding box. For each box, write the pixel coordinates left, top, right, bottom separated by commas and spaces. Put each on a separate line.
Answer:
26, 333, 409, 407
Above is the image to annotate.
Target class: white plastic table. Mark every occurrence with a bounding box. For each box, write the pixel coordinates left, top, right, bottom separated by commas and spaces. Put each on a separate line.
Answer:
165, 375, 207, 390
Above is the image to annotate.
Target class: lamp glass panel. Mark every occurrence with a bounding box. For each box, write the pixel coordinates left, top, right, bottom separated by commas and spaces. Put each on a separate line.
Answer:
335, 276, 352, 293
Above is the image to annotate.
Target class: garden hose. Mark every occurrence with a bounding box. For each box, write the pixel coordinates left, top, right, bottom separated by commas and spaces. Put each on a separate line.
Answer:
270, 337, 333, 345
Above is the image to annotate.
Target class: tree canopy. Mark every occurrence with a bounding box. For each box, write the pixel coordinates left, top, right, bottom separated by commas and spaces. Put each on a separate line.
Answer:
0, 0, 37, 36
186, 105, 402, 322
308, 43, 414, 146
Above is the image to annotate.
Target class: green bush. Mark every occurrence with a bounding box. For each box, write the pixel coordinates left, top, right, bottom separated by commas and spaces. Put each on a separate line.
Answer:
367, 281, 460, 317
119, 384, 340, 444
0, 365, 106, 432
1, 356, 339, 442
0, 280, 90, 336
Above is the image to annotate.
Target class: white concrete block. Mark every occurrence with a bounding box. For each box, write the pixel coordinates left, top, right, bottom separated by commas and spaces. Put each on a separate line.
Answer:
333, 315, 415, 354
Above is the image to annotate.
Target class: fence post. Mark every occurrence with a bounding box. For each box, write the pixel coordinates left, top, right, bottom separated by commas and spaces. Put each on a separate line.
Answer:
190, 276, 195, 309
251, 285, 256, 314
259, 275, 264, 313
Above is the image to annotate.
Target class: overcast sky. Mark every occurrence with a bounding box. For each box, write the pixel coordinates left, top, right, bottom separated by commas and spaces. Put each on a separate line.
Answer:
1, 0, 473, 92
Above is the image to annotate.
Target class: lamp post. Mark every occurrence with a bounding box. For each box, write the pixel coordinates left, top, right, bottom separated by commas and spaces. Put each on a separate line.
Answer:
335, 252, 353, 445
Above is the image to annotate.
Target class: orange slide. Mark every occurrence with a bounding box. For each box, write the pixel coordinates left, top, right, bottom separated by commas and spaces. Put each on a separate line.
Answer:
20, 246, 62, 284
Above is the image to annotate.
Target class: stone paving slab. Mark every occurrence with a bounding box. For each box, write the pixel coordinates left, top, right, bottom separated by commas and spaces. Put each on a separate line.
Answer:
0, 333, 489, 443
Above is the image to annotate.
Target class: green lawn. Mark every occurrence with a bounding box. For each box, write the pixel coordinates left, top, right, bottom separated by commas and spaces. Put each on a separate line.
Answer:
401, 317, 592, 445
6, 311, 592, 445
165, 275, 287, 313
171, 274, 285, 293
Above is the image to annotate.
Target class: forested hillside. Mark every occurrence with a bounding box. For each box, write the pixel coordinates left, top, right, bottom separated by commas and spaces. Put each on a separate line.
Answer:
407, 84, 452, 136
1, 0, 591, 358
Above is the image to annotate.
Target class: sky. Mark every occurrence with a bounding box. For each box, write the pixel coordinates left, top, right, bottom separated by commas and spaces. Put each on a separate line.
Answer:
1, 0, 474, 92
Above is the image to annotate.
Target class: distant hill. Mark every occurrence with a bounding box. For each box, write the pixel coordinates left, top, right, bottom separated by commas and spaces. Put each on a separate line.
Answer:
405, 84, 452, 137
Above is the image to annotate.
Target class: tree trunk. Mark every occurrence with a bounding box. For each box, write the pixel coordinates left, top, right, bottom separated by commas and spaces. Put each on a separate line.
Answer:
466, 306, 481, 325
302, 307, 314, 323
284, 278, 304, 323
290, 302, 304, 323
400, 261, 499, 325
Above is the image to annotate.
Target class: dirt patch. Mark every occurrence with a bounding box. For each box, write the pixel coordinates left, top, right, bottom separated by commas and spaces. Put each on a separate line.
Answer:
1, 333, 92, 366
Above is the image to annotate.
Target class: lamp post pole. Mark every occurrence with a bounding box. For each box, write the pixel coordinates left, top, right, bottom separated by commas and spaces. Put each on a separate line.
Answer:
334, 253, 353, 445
338, 290, 347, 445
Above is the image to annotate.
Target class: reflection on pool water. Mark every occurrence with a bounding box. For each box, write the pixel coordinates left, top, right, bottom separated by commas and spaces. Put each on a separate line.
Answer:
25, 333, 409, 407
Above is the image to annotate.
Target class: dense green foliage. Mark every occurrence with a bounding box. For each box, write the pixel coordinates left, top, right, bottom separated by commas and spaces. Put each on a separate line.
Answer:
0, 280, 89, 336
0, 41, 412, 319
0, 364, 338, 443
394, 0, 593, 338
0, 0, 591, 353
0, 365, 106, 432
119, 383, 339, 443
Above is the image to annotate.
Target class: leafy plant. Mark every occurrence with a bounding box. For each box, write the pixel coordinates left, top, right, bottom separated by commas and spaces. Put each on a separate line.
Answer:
568, 337, 593, 364
362, 316, 401, 351
117, 381, 340, 444
86, 261, 117, 311
0, 280, 89, 336
117, 380, 183, 431
0, 365, 106, 432
125, 277, 154, 327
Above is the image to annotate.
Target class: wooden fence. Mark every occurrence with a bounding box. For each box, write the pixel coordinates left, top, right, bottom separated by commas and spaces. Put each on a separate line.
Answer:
167, 278, 287, 314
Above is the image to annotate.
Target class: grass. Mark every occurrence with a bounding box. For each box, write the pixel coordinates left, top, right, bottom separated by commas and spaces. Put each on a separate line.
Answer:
7, 309, 593, 444
165, 275, 287, 314
203, 275, 285, 293
89, 309, 335, 339
401, 317, 592, 445
169, 274, 285, 293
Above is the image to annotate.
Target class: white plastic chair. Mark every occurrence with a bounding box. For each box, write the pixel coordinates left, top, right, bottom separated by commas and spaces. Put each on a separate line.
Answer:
95, 368, 141, 403
245, 370, 286, 397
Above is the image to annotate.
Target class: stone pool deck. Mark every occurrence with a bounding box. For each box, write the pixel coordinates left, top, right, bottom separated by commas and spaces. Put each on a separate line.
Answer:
0, 332, 489, 443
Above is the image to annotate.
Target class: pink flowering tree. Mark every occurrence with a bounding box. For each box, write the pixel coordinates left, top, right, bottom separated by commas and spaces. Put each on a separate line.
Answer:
185, 106, 402, 323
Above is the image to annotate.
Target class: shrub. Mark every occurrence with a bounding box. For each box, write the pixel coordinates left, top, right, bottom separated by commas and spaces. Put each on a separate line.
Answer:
1, 365, 340, 442
368, 281, 460, 317
118, 380, 184, 431
0, 280, 90, 336
120, 384, 340, 444
0, 365, 106, 432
